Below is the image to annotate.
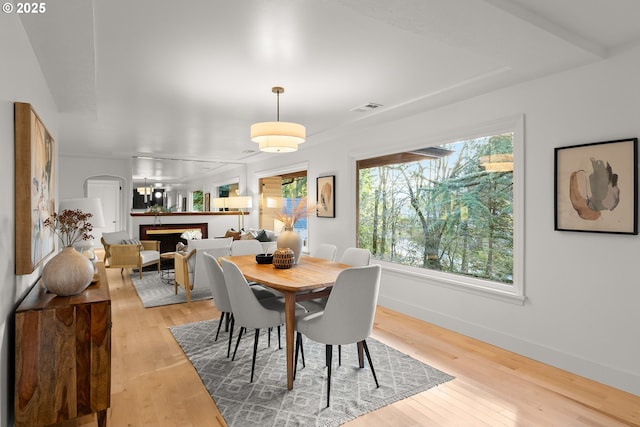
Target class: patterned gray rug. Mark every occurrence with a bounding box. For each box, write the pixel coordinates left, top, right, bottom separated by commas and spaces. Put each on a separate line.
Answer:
170, 319, 454, 426
130, 271, 212, 308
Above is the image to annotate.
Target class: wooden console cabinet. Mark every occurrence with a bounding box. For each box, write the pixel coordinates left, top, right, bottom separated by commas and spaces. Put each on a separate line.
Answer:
15, 263, 111, 427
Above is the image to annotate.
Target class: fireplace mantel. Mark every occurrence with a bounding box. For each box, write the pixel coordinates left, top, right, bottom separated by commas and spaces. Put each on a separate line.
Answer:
139, 223, 209, 253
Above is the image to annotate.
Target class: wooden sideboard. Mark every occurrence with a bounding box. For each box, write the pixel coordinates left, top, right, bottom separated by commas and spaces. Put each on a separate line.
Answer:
15, 263, 111, 427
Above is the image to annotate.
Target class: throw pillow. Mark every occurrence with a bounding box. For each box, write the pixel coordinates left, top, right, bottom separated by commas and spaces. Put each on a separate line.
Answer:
255, 229, 271, 242
122, 238, 142, 245
224, 229, 242, 240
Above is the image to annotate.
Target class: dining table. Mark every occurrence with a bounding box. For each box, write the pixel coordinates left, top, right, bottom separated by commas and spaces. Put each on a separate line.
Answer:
221, 254, 350, 390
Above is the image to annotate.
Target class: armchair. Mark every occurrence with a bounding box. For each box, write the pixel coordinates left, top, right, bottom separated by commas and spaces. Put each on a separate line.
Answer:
174, 249, 196, 303
101, 231, 160, 279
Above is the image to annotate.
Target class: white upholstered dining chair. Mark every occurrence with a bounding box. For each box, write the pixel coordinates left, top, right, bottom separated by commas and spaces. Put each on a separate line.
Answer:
314, 243, 337, 261
295, 264, 382, 407
299, 246, 372, 312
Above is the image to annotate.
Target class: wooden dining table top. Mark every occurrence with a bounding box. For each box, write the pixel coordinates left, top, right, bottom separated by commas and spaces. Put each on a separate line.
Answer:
220, 254, 350, 293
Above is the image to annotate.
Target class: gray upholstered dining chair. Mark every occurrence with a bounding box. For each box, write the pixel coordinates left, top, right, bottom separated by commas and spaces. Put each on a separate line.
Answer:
220, 258, 304, 383
294, 264, 382, 407
202, 251, 276, 358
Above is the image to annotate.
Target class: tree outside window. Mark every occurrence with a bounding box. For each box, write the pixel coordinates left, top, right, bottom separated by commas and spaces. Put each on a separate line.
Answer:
358, 133, 514, 284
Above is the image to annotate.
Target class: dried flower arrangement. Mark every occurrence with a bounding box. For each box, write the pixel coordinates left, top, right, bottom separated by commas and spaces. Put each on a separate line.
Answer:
274, 198, 316, 229
43, 209, 95, 247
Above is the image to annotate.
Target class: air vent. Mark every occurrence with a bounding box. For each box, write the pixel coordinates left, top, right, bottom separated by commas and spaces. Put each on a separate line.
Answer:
351, 102, 383, 113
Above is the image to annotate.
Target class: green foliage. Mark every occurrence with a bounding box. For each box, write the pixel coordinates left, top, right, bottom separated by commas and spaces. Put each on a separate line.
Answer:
193, 190, 204, 212
358, 134, 514, 284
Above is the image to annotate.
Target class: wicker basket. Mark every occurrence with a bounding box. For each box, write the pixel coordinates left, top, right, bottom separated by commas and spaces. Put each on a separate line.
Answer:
272, 248, 295, 269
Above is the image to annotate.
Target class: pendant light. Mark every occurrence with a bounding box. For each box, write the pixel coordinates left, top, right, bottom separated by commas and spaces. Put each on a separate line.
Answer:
251, 86, 305, 153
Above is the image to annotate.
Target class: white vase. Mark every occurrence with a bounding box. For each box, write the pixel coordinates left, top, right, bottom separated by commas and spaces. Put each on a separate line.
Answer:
277, 227, 303, 264
42, 247, 94, 296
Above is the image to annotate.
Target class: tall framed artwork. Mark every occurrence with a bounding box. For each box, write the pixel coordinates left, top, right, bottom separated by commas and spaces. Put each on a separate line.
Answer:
554, 138, 637, 235
15, 102, 56, 274
204, 192, 211, 211
316, 175, 335, 218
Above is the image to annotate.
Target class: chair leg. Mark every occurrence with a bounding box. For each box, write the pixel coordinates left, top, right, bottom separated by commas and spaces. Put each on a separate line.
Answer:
232, 327, 245, 361
294, 332, 305, 380
339, 345, 342, 366
251, 328, 260, 383
268, 327, 271, 348
227, 315, 235, 358
215, 312, 225, 341
326, 344, 333, 407
362, 340, 379, 388
225, 313, 231, 332
277, 325, 282, 349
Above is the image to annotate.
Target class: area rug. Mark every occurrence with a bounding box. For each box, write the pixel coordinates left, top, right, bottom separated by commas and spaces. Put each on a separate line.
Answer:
130, 271, 212, 308
170, 319, 454, 426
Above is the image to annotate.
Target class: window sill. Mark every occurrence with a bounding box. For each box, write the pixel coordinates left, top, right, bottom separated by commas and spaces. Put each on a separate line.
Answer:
377, 260, 526, 305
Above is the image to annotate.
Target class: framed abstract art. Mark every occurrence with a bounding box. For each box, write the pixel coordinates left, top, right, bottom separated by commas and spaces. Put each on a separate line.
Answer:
316, 175, 335, 218
554, 138, 637, 235
15, 102, 56, 274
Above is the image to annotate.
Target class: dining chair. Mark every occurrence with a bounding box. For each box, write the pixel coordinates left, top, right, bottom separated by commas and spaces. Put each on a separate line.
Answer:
314, 243, 337, 261
220, 258, 303, 382
299, 247, 372, 313
202, 252, 276, 358
340, 247, 371, 266
230, 239, 265, 256
295, 264, 382, 407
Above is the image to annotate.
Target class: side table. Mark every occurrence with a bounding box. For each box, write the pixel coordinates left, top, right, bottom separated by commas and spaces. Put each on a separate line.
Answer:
160, 252, 177, 283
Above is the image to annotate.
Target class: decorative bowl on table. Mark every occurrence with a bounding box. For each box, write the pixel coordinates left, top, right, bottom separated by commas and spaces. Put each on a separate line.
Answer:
256, 253, 274, 264
272, 248, 295, 269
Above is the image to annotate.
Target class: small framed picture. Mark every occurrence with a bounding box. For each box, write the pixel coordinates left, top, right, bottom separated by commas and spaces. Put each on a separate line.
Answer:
554, 138, 637, 234
316, 175, 335, 218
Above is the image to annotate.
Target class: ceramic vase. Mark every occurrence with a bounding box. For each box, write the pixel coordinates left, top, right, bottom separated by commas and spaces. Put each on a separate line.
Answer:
277, 227, 302, 264
42, 247, 94, 296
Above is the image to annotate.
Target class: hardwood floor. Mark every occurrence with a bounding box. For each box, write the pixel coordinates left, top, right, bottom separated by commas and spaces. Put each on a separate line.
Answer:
70, 266, 639, 427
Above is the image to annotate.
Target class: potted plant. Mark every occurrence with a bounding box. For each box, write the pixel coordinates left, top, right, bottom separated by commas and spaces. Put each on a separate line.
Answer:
274, 198, 315, 264
41, 209, 96, 296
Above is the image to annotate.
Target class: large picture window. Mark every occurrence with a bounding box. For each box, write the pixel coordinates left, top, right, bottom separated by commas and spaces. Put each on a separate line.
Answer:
357, 123, 523, 298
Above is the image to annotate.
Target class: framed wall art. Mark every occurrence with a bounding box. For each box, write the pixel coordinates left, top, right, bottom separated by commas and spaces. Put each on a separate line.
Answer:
554, 138, 637, 235
316, 175, 335, 218
204, 192, 211, 212
15, 102, 56, 274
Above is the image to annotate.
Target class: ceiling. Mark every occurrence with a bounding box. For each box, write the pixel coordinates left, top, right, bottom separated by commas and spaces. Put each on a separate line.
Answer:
19, 0, 640, 189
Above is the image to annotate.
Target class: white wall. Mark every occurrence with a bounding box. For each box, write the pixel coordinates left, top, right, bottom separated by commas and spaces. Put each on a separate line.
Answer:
4, 19, 639, 427
0, 14, 59, 427
211, 44, 640, 396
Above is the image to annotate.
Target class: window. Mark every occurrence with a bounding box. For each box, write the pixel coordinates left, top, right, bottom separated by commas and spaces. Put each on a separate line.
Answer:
357, 121, 524, 301
259, 170, 309, 248
192, 190, 204, 212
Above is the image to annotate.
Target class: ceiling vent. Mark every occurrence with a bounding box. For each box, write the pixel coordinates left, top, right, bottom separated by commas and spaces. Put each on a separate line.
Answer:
350, 102, 383, 113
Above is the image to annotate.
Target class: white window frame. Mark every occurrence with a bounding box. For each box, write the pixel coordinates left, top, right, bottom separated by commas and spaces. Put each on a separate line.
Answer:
351, 115, 525, 304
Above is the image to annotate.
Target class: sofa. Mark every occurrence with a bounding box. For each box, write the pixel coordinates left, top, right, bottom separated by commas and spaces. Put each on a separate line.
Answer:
224, 228, 278, 254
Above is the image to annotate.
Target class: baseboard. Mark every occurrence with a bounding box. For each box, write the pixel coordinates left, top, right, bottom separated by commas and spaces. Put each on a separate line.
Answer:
378, 295, 640, 397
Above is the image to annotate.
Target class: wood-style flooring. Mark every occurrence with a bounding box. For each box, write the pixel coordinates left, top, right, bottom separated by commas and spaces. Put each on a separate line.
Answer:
66, 266, 639, 427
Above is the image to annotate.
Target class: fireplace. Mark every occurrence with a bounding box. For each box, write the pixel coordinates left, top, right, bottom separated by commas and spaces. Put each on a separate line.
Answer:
139, 223, 209, 253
